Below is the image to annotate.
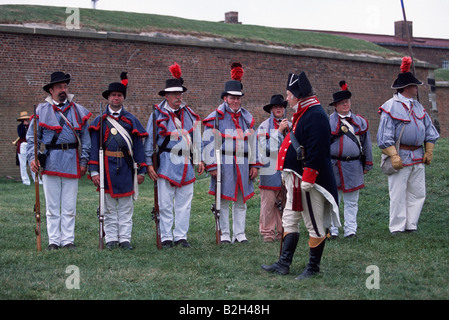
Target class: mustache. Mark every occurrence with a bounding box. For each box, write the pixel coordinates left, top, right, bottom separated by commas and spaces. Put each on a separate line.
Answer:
57, 92, 67, 102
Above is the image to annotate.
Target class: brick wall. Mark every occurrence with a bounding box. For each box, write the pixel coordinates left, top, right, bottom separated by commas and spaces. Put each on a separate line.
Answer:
436, 83, 449, 138
383, 45, 449, 69
0, 27, 443, 177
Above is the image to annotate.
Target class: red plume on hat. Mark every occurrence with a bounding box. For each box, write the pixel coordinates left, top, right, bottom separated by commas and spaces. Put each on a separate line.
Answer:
120, 71, 128, 87
339, 80, 348, 91
169, 62, 182, 79
400, 56, 412, 73
231, 62, 244, 81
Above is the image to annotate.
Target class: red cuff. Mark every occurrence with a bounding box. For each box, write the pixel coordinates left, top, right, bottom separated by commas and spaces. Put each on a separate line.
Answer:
302, 167, 319, 184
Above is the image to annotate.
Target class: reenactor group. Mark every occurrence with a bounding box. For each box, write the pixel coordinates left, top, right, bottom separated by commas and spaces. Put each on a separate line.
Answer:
25, 57, 439, 280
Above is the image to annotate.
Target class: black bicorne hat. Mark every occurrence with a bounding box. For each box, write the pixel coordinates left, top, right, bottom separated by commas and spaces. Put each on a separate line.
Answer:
43, 71, 71, 93
391, 57, 423, 89
263, 94, 287, 113
330, 80, 352, 106
391, 72, 423, 89
286, 72, 313, 99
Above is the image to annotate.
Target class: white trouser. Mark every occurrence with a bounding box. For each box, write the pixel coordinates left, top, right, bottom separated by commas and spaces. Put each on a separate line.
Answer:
388, 164, 426, 232
282, 171, 327, 239
19, 142, 42, 185
42, 174, 79, 246
18, 142, 30, 185
158, 178, 194, 242
220, 191, 247, 242
330, 189, 359, 237
104, 193, 134, 243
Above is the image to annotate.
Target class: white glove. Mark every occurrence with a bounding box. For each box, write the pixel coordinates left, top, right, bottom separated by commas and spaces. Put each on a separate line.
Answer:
301, 181, 314, 192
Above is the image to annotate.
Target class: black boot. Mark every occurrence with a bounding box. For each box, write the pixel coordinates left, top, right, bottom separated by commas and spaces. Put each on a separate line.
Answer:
295, 238, 325, 280
261, 232, 299, 275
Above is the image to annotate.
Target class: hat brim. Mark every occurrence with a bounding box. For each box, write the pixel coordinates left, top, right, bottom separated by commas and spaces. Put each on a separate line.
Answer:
17, 116, 29, 121
391, 80, 423, 89
220, 91, 245, 99
263, 101, 287, 113
159, 86, 187, 96
102, 90, 126, 100
43, 77, 71, 93
329, 90, 352, 106
391, 72, 423, 89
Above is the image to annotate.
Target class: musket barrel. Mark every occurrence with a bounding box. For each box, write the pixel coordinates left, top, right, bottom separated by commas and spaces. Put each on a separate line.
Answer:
98, 102, 105, 250
33, 104, 42, 252
212, 116, 222, 245
152, 105, 162, 249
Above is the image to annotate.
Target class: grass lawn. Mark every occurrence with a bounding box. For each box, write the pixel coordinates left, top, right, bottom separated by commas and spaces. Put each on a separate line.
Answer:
0, 139, 448, 304
435, 69, 449, 81
0, 4, 396, 57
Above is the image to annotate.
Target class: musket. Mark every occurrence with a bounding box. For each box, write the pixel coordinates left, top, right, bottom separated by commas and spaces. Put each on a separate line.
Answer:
211, 115, 222, 245
97, 102, 105, 250
277, 108, 288, 256
151, 105, 162, 249
33, 104, 42, 252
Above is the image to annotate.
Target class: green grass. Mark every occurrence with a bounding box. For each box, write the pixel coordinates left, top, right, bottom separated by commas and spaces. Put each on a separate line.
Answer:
0, 4, 396, 56
1, 139, 448, 301
435, 69, 449, 81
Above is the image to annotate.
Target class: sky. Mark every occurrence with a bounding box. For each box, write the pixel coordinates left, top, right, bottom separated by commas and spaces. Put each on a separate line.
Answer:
1, 0, 448, 39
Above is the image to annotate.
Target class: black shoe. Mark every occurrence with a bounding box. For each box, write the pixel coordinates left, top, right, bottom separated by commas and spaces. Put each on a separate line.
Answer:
106, 241, 119, 249
295, 238, 325, 280
119, 241, 134, 250
174, 239, 191, 248
295, 267, 319, 280
161, 240, 173, 248
47, 243, 60, 251
261, 232, 299, 275
62, 243, 77, 250
261, 262, 290, 275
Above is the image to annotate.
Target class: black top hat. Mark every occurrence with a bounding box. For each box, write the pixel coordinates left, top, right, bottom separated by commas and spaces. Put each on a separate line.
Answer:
330, 80, 352, 106
102, 82, 127, 99
221, 80, 244, 99
263, 94, 287, 113
159, 62, 188, 96
43, 71, 71, 93
221, 62, 245, 99
391, 56, 423, 89
159, 78, 187, 96
286, 72, 313, 99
